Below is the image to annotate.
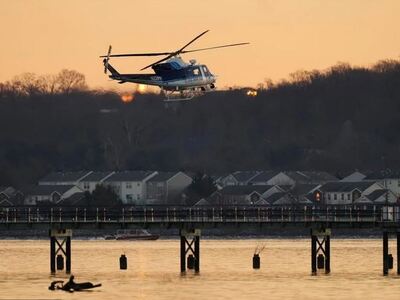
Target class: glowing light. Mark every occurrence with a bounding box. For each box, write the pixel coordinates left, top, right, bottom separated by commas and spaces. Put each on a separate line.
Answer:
137, 84, 147, 93
316, 192, 321, 201
120, 92, 134, 103
246, 90, 258, 97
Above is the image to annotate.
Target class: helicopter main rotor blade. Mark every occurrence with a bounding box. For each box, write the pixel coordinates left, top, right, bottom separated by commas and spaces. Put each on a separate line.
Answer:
176, 30, 209, 54
100, 52, 173, 58
140, 30, 210, 70
181, 42, 250, 54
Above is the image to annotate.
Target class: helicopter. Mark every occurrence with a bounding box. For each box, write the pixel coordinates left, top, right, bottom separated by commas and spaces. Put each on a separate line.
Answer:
100, 30, 249, 102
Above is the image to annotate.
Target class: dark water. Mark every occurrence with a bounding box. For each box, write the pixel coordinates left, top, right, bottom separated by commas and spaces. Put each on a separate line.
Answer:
0, 239, 399, 299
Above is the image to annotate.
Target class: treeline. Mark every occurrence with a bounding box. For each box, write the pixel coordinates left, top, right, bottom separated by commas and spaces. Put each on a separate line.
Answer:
1, 59, 400, 186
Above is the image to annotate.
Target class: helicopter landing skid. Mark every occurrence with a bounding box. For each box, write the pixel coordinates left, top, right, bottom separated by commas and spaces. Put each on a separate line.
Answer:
162, 89, 205, 102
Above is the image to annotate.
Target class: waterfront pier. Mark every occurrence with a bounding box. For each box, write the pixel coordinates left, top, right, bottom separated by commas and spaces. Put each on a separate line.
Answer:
0, 205, 399, 275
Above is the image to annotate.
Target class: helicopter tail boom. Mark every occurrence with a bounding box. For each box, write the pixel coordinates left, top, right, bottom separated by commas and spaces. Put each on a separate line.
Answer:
103, 58, 120, 76
103, 45, 120, 76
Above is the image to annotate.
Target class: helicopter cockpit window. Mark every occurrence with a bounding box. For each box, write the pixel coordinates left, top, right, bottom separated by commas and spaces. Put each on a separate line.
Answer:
202, 66, 210, 76
192, 67, 200, 76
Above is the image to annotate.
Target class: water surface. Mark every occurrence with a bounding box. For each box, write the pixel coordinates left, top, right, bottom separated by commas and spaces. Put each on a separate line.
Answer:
0, 239, 399, 299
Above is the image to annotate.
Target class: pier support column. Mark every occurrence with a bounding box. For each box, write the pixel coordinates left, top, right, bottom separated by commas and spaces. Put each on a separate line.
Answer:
381, 231, 400, 276
49, 229, 72, 274
180, 229, 201, 273
383, 231, 389, 276
50, 236, 56, 273
397, 232, 400, 275
311, 228, 331, 275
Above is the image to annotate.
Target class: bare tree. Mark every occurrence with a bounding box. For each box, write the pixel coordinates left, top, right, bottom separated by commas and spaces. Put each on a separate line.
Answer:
36, 74, 58, 95
56, 69, 87, 94
11, 73, 40, 96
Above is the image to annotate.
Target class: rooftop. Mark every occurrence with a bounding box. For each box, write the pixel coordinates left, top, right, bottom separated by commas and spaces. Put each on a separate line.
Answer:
232, 171, 261, 183
319, 181, 376, 193
25, 185, 77, 196
249, 171, 280, 183
105, 171, 155, 182
82, 171, 114, 182
148, 172, 180, 182
220, 185, 274, 195
39, 171, 92, 183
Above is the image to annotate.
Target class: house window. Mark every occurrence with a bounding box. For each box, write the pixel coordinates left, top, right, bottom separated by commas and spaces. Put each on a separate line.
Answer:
137, 194, 141, 200
347, 194, 351, 200
126, 183, 132, 189
327, 194, 331, 200
137, 183, 140, 187
315, 192, 321, 202
341, 193, 344, 200
83, 182, 90, 190
398, 180, 400, 187
334, 194, 337, 200
126, 194, 133, 201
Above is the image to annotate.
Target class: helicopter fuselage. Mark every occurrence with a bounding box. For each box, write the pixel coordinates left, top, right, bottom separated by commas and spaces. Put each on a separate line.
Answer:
106, 58, 216, 91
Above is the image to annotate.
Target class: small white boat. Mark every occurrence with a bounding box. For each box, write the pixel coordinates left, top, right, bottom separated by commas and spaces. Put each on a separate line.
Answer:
114, 229, 159, 240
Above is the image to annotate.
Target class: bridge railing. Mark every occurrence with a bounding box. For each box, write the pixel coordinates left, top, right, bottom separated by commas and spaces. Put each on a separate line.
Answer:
0, 205, 399, 224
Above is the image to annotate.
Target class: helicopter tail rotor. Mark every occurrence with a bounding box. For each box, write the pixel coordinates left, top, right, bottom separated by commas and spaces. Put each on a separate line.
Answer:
102, 45, 120, 76
104, 45, 112, 74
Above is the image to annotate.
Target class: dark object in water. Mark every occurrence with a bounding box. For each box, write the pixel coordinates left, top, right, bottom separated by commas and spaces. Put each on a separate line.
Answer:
253, 254, 260, 269
56, 254, 64, 270
187, 254, 195, 269
49, 275, 101, 292
120, 254, 127, 270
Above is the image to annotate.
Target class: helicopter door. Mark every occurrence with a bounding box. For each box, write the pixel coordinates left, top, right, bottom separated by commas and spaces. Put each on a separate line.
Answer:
198, 66, 206, 82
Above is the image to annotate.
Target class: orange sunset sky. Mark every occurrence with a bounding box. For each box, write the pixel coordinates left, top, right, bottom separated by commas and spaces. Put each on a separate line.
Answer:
1, 0, 400, 90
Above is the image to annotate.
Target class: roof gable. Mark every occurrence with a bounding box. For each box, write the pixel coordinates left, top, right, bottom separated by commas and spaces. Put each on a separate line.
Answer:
340, 171, 367, 182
